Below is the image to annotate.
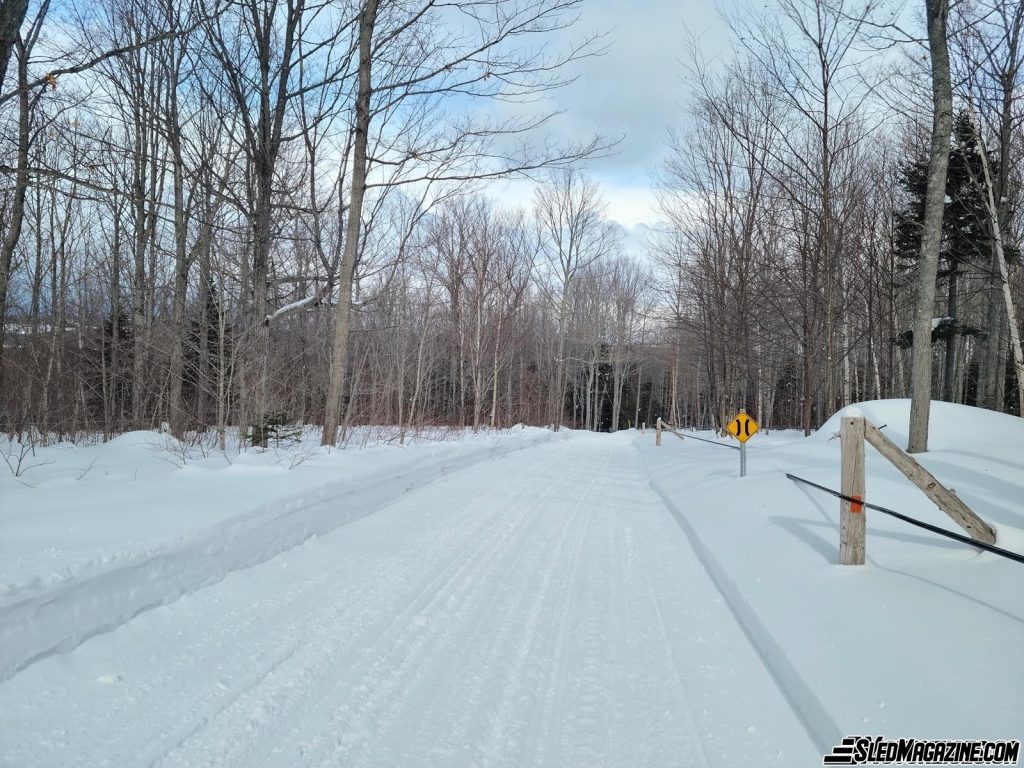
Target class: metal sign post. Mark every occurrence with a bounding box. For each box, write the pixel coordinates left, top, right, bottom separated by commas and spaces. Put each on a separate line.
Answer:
726, 408, 759, 478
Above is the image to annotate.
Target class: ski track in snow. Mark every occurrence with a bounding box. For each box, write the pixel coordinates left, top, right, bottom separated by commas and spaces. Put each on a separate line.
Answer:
0, 431, 556, 685
0, 435, 817, 767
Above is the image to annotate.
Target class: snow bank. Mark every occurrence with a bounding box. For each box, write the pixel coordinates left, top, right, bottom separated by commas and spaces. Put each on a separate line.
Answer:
637, 400, 1024, 742
0, 426, 558, 682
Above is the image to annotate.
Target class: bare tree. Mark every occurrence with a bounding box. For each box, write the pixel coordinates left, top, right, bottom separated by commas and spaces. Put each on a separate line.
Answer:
908, 0, 953, 453
953, 0, 1024, 414
320, 0, 610, 445
0, 0, 29, 87
535, 168, 617, 429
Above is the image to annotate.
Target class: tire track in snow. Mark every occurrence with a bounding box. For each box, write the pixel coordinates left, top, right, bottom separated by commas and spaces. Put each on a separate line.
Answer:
153, 465, 559, 768
553, 454, 711, 768
555, 506, 616, 767
297, 489, 561, 767
287, 447, 615, 768
2, 449, 557, 768
625, 519, 711, 768
646, 474, 843, 756
392, 486, 593, 768
522, 509, 592, 768
0, 432, 561, 685
2, 434, 819, 768
166, 477, 513, 762
465, 468, 605, 768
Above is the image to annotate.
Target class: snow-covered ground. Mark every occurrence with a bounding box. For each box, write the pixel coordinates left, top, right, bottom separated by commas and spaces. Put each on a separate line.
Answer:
0, 426, 557, 682
642, 400, 1024, 750
0, 402, 1021, 766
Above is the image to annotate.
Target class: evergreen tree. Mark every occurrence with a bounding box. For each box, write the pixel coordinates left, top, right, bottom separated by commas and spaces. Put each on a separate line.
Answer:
892, 111, 1020, 402
183, 279, 233, 428
893, 111, 999, 283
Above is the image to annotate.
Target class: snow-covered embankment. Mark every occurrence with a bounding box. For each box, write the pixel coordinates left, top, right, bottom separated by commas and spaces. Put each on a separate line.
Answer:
637, 400, 1024, 743
0, 426, 558, 682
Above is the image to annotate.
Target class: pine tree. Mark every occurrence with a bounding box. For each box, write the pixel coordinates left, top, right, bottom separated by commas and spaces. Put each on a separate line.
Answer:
184, 279, 233, 429
893, 112, 1017, 402
894, 112, 996, 285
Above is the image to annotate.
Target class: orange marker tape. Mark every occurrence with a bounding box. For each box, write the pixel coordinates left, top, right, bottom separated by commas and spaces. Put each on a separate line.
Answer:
850, 494, 863, 514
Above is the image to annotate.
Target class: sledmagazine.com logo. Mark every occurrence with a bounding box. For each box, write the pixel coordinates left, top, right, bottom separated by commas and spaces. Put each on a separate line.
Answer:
823, 736, 1021, 765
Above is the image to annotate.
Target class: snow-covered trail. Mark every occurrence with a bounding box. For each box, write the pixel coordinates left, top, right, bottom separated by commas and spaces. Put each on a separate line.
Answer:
0, 433, 817, 767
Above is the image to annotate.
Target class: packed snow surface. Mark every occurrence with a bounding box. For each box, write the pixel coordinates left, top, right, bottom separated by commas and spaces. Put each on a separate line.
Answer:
1, 401, 1021, 766
0, 426, 554, 682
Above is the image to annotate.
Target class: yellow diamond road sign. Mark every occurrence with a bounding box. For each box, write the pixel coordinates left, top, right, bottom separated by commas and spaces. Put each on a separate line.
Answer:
726, 410, 759, 443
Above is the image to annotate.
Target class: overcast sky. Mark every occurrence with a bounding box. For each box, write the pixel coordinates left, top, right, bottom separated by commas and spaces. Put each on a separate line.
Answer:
485, 0, 733, 250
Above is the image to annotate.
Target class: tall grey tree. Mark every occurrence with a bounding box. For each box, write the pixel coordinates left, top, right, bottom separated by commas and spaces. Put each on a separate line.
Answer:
908, 0, 953, 453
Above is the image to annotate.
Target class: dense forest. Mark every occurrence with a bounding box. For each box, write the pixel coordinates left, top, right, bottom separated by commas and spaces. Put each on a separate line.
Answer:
0, 0, 1021, 447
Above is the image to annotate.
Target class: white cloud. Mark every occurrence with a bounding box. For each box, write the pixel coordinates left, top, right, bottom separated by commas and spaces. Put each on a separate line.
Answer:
471, 0, 730, 251
489, 177, 662, 229
599, 183, 662, 229
487, 176, 665, 263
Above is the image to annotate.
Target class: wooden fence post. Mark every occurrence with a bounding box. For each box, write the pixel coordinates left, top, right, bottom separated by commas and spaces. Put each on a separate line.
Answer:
863, 421, 996, 544
840, 414, 866, 565
656, 417, 662, 446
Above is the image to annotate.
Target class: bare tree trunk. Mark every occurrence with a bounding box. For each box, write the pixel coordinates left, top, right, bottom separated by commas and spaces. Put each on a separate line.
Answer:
941, 257, 958, 402
0, 0, 28, 87
407, 288, 434, 437
979, 264, 1004, 408
868, 297, 882, 399
0, 34, 30, 396
552, 304, 567, 429
801, 336, 813, 436
908, 0, 953, 454
842, 306, 852, 407
611, 356, 622, 431
107, 187, 125, 435
973, 121, 1024, 415
471, 288, 484, 432
670, 335, 681, 425
166, 48, 190, 438
489, 315, 501, 429
634, 363, 643, 429
130, 95, 155, 429
458, 320, 468, 426
197, 245, 211, 429
322, 0, 378, 446
216, 277, 228, 452
584, 355, 595, 430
